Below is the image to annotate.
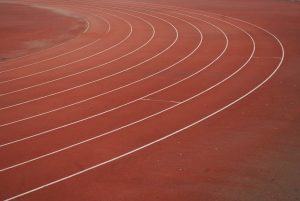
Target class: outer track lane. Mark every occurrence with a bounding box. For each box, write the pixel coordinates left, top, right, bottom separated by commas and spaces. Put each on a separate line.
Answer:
0, 2, 285, 201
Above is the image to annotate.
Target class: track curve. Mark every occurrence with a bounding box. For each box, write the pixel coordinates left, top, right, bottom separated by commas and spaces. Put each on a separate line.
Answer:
0, 0, 285, 200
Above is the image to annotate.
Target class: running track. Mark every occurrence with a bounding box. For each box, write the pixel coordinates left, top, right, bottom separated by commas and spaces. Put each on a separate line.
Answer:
0, 0, 289, 200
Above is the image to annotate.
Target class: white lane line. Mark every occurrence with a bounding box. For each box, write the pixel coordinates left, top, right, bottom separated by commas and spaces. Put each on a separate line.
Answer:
0, 9, 236, 172
0, 8, 174, 123
0, 9, 201, 147
0, 10, 133, 85
1, 7, 257, 199
4, 5, 285, 200
83, 18, 90, 33
140, 98, 180, 104
0, 12, 110, 75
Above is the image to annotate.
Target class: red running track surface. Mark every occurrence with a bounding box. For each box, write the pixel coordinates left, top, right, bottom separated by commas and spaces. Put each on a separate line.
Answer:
0, 0, 299, 200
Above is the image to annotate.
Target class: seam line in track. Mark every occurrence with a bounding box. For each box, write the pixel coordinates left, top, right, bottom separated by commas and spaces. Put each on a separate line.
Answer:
140, 98, 180, 104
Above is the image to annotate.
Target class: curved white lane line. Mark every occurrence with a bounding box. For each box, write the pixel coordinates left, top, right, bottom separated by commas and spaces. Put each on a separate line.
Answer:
0, 9, 231, 172
0, 9, 202, 147
0, 10, 133, 85
0, 11, 110, 75
4, 5, 284, 200
83, 18, 90, 34
0, 3, 93, 66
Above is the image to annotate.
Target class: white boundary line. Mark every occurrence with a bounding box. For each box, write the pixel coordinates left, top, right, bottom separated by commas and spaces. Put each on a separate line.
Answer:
0, 10, 133, 85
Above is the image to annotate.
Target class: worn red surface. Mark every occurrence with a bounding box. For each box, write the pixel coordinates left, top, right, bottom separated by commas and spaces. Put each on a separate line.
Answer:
0, 3, 86, 61
0, 0, 299, 200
